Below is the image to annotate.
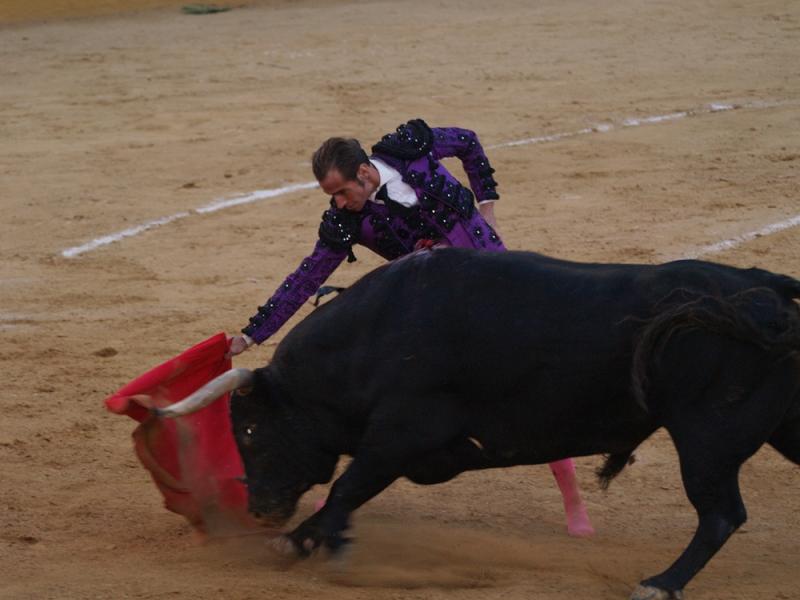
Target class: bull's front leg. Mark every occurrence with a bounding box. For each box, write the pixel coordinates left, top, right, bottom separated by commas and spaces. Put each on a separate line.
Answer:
281, 456, 400, 556
280, 396, 466, 557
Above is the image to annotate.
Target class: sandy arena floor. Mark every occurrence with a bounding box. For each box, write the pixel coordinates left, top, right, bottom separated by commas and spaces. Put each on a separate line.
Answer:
1, 1, 799, 598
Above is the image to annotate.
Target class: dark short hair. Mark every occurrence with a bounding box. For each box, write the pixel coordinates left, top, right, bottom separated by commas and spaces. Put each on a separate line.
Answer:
312, 137, 370, 182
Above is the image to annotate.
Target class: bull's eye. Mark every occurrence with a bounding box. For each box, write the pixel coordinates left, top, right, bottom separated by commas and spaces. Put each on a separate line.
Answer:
245, 424, 256, 436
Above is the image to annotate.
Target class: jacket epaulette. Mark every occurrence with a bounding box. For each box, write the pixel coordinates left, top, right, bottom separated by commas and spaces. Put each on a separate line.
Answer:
371, 119, 434, 160
318, 200, 363, 257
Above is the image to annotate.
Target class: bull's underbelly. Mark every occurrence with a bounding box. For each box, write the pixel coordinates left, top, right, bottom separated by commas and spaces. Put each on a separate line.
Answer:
465, 425, 653, 466
402, 417, 654, 487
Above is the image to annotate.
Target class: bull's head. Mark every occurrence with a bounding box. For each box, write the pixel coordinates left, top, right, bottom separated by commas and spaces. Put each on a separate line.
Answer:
154, 368, 337, 527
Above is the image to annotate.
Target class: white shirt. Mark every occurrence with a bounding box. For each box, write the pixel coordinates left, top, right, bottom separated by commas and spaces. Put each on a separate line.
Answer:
370, 156, 496, 206
369, 157, 421, 207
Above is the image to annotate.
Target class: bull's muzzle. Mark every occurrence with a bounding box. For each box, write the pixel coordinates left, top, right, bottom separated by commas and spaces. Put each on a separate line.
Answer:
248, 496, 297, 528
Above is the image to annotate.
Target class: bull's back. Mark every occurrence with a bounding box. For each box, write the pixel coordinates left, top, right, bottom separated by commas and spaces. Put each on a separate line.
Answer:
273, 249, 798, 412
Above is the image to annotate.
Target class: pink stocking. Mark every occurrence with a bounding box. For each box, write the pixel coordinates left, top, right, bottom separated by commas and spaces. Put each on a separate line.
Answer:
549, 458, 594, 537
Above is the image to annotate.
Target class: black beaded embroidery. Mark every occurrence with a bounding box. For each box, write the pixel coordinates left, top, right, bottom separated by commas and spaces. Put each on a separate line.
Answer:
371, 119, 434, 160
370, 186, 446, 258
318, 201, 364, 252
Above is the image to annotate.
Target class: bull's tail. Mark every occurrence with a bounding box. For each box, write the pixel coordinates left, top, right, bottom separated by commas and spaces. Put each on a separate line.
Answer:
596, 451, 636, 490
631, 285, 800, 410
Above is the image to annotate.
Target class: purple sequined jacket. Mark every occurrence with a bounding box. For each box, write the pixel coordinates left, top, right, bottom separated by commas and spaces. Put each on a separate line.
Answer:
242, 119, 506, 344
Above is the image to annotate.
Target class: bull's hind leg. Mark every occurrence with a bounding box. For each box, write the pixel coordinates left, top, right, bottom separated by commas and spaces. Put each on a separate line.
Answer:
769, 414, 800, 466
635, 361, 797, 599
632, 462, 746, 600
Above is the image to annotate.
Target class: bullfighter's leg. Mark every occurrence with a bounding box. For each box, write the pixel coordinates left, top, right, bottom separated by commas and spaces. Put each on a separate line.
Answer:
283, 396, 467, 556
549, 458, 594, 537
402, 441, 594, 537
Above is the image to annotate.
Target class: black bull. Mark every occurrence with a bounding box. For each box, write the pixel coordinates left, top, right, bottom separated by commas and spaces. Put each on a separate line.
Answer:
159, 248, 800, 600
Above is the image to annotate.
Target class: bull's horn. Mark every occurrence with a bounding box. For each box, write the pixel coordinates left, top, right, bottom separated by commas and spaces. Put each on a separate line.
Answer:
153, 368, 254, 418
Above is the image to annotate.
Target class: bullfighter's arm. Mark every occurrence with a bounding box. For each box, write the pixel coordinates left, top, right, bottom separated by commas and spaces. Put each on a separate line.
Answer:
429, 127, 500, 204
241, 239, 348, 344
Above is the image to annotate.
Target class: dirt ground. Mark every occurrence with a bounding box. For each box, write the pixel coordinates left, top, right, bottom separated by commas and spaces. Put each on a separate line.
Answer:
1, 0, 799, 598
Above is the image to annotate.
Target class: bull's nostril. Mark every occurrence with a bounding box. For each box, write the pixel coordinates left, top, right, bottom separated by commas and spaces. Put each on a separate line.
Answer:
252, 511, 262, 519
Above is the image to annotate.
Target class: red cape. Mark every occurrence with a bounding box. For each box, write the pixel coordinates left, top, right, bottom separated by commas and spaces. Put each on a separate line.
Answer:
105, 333, 256, 533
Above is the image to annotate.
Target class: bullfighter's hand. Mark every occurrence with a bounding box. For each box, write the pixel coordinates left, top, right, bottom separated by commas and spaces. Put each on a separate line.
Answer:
225, 335, 252, 359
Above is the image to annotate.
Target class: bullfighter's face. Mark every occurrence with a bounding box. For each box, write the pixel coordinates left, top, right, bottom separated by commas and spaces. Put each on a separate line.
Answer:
229, 378, 336, 527
319, 164, 377, 212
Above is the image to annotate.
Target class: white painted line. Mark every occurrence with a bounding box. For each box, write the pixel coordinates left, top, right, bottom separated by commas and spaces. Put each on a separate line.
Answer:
683, 213, 800, 259
61, 98, 797, 258
61, 184, 321, 257
196, 182, 318, 214
489, 128, 593, 149
709, 103, 735, 112
489, 103, 739, 150
61, 212, 190, 258
622, 111, 687, 127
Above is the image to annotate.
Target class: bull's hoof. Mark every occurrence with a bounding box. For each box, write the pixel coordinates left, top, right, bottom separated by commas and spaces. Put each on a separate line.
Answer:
268, 535, 302, 558
630, 584, 684, 600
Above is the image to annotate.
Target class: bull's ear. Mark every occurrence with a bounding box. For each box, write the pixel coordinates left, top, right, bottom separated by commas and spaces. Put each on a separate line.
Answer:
154, 368, 254, 418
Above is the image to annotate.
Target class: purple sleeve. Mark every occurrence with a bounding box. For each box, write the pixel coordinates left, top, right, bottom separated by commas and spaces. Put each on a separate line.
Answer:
429, 127, 500, 203
241, 240, 347, 344
442, 210, 506, 252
